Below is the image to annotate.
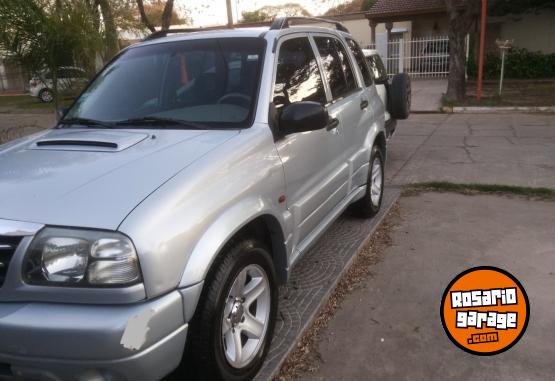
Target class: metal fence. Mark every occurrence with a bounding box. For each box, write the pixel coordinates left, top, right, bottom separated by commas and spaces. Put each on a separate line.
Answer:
368, 35, 451, 79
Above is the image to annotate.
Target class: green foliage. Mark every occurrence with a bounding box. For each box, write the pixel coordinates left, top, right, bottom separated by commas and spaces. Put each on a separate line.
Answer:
0, 0, 103, 106
468, 48, 555, 79
360, 0, 376, 11
241, 3, 310, 23
406, 181, 555, 201
241, 10, 269, 23
323, 0, 375, 15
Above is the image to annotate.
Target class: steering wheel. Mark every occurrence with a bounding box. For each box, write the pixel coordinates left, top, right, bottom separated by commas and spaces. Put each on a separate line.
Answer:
217, 93, 252, 109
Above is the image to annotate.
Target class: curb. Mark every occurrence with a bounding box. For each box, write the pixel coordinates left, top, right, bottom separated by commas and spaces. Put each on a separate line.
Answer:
442, 106, 555, 114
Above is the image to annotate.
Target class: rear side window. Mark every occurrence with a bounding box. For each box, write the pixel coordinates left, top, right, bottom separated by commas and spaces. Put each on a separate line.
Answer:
273, 37, 327, 107
346, 39, 373, 87
366, 54, 388, 83
314, 36, 357, 100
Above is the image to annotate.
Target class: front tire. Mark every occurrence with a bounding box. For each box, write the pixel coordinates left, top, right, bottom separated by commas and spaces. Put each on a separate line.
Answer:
352, 144, 384, 218
187, 238, 278, 380
39, 88, 53, 103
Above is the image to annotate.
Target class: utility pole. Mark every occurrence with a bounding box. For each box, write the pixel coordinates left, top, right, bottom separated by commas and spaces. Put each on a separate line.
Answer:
226, 0, 233, 28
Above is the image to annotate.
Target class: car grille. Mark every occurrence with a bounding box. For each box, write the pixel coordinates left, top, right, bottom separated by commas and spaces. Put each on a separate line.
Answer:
0, 236, 22, 287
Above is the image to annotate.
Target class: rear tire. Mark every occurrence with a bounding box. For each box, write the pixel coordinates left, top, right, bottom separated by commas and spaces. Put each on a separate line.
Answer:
352, 144, 384, 218
186, 238, 278, 381
389, 73, 411, 119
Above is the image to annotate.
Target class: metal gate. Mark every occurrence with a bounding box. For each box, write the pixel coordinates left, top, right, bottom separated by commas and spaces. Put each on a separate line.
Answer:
368, 35, 450, 79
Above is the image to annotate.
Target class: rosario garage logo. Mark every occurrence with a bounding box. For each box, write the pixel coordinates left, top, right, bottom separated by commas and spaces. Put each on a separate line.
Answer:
440, 266, 529, 355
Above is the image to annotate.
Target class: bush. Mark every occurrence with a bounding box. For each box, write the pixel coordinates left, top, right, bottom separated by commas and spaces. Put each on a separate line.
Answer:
468, 48, 555, 79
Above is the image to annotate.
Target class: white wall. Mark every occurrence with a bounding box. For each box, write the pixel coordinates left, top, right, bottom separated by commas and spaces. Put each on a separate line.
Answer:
341, 19, 412, 47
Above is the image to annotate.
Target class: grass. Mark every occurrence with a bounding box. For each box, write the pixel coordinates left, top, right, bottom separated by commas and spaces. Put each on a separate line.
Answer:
0, 95, 54, 112
404, 181, 555, 201
442, 80, 555, 108
0, 94, 75, 113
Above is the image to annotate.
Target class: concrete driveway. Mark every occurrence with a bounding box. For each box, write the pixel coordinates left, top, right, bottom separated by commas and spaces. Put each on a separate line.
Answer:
388, 113, 555, 188
410, 79, 446, 112
293, 112, 555, 381
300, 192, 555, 381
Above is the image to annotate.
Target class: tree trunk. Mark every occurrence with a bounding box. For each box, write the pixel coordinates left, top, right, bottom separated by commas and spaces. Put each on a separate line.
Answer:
446, 23, 467, 100
136, 0, 156, 33
444, 0, 480, 102
98, 0, 119, 59
161, 0, 175, 30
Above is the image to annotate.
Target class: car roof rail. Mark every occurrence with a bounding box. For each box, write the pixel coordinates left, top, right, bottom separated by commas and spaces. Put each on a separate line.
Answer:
143, 28, 208, 41
270, 17, 349, 33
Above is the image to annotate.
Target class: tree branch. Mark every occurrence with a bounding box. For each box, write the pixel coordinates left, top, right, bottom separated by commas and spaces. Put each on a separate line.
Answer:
161, 0, 175, 30
136, 0, 156, 33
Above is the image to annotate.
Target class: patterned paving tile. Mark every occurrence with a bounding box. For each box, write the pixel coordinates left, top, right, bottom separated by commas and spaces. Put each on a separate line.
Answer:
255, 188, 400, 380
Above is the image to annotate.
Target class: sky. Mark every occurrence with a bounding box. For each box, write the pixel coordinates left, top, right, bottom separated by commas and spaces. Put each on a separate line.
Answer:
178, 0, 349, 27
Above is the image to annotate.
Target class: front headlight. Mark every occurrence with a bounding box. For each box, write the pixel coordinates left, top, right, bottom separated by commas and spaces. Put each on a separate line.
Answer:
23, 227, 141, 287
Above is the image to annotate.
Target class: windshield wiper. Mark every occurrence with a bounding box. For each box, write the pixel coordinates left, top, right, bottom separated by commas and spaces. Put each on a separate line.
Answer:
60, 117, 114, 129
115, 116, 216, 130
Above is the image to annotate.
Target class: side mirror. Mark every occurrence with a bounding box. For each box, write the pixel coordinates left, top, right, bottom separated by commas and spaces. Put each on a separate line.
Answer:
56, 107, 69, 121
279, 101, 328, 136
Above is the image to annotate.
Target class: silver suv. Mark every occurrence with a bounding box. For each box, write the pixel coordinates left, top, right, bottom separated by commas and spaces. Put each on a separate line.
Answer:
0, 18, 404, 381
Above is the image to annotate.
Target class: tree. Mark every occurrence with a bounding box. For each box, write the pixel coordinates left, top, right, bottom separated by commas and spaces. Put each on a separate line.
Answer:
324, 0, 376, 15
0, 0, 103, 109
136, 0, 187, 32
240, 3, 310, 23
444, 0, 481, 101
97, 0, 119, 59
241, 10, 268, 23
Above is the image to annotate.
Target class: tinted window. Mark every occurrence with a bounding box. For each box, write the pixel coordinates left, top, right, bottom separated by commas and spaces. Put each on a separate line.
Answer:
366, 54, 388, 82
314, 36, 356, 100
65, 38, 265, 128
347, 39, 373, 87
273, 37, 326, 108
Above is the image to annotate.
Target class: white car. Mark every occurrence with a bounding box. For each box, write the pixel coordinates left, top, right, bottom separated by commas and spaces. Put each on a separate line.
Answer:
29, 66, 88, 103
363, 49, 411, 137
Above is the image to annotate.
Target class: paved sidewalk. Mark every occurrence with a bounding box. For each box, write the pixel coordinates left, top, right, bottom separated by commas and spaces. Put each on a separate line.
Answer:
410, 79, 446, 112
0, 113, 55, 144
387, 113, 555, 188
301, 192, 555, 381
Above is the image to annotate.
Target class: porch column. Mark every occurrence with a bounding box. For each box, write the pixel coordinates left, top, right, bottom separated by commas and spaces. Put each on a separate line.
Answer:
368, 19, 377, 46
385, 21, 393, 42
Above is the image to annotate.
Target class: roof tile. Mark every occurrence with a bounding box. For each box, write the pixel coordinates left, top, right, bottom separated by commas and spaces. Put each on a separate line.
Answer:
367, 0, 447, 16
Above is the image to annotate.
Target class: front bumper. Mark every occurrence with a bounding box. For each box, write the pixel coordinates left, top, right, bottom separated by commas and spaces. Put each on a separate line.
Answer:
0, 291, 187, 381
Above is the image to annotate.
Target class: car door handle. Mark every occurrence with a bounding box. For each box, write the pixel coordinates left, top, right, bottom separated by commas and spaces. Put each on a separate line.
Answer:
360, 100, 369, 110
326, 118, 339, 131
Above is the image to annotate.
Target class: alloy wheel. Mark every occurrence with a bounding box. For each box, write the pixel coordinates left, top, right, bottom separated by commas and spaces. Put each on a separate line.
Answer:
221, 264, 271, 369
370, 157, 383, 206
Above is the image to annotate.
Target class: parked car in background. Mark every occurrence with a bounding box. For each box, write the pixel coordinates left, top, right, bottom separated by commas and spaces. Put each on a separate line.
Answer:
363, 49, 411, 137
0, 18, 411, 381
29, 66, 88, 103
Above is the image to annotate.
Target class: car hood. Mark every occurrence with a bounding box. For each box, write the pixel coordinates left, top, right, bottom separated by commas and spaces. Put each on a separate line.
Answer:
0, 128, 239, 230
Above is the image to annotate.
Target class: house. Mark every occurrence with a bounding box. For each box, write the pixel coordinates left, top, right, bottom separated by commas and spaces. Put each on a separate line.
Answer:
362, 0, 555, 54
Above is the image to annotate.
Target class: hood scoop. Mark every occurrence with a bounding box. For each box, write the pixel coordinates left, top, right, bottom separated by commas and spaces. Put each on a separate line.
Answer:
30, 130, 149, 152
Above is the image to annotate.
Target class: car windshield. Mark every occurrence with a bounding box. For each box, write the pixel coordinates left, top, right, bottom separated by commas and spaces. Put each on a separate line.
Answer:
64, 37, 266, 129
